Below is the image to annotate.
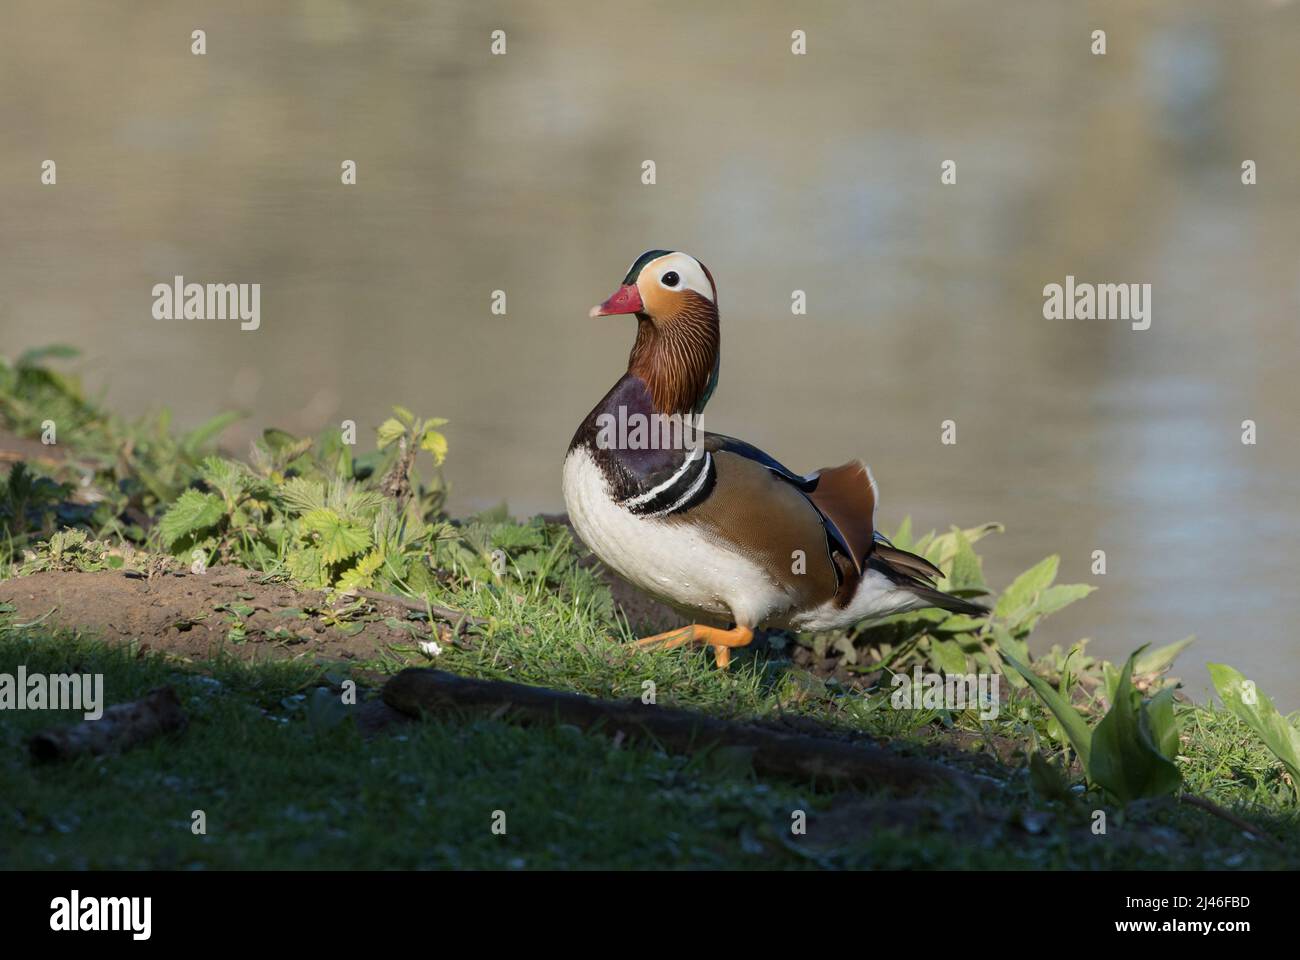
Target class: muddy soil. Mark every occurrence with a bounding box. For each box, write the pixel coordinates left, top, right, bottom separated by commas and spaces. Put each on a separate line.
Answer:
0, 551, 687, 669
0, 565, 442, 663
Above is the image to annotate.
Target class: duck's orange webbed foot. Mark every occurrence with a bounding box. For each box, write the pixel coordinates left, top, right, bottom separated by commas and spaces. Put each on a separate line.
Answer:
633, 625, 754, 669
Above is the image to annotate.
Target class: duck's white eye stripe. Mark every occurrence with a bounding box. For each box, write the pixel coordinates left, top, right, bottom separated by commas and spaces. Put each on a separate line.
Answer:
650, 254, 714, 303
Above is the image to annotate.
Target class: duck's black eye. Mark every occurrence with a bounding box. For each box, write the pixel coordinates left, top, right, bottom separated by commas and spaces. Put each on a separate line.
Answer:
662, 271, 680, 287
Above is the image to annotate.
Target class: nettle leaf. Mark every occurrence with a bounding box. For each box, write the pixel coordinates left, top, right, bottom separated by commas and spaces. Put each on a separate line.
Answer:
491, 523, 546, 552
286, 547, 328, 588
159, 489, 225, 547
279, 477, 326, 514
1005, 654, 1092, 771
376, 418, 406, 449
200, 455, 250, 503
300, 508, 372, 565
1089, 649, 1182, 803
336, 549, 385, 592
1209, 663, 1300, 789
419, 428, 447, 465
995, 555, 1059, 620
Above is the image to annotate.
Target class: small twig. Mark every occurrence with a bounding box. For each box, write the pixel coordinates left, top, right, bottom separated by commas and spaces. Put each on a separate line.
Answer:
1179, 793, 1280, 847
15, 606, 58, 629
353, 588, 486, 627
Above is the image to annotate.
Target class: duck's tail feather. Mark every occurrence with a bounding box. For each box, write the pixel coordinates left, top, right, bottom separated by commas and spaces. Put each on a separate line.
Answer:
870, 543, 990, 617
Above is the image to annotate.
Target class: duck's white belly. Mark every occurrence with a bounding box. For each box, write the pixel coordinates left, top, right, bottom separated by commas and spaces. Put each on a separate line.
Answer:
562, 447, 789, 627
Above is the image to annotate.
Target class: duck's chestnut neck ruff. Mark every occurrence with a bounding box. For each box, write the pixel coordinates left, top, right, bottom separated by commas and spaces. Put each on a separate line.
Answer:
627, 294, 719, 416
591, 250, 720, 416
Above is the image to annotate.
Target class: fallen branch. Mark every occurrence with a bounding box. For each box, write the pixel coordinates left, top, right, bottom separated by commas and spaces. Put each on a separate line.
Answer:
383, 668, 972, 793
1179, 793, 1281, 848
27, 686, 188, 762
353, 589, 487, 628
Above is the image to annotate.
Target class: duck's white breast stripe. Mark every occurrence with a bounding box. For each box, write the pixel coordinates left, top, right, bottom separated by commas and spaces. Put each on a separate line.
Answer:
645, 452, 713, 518
621, 445, 705, 508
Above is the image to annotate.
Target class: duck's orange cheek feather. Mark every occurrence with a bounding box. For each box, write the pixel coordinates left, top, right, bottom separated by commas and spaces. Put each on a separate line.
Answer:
638, 283, 682, 319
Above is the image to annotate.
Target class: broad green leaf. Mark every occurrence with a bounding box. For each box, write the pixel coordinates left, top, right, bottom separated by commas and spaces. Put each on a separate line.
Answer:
945, 528, 986, 592
1146, 687, 1180, 761
376, 418, 406, 449
158, 489, 224, 547
928, 637, 968, 675
1135, 636, 1194, 677
1004, 653, 1092, 770
995, 555, 1059, 619
992, 624, 1029, 665
1090, 649, 1183, 803
1028, 751, 1072, 800
1034, 583, 1094, 617
935, 614, 984, 634
1101, 661, 1121, 705
1208, 663, 1300, 788
392, 405, 415, 426
990, 625, 1028, 688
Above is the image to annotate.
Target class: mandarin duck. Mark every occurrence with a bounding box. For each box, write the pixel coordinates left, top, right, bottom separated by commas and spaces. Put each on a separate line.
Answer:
563, 249, 986, 668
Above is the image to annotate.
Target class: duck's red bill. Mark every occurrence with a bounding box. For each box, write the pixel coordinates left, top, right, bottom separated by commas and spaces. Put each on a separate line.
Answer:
589, 284, 643, 317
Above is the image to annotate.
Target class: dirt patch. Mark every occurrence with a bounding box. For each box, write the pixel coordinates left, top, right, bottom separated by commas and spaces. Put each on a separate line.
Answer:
0, 565, 445, 664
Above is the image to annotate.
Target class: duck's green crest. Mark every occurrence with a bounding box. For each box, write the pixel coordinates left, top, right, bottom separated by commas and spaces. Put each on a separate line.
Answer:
622, 249, 675, 285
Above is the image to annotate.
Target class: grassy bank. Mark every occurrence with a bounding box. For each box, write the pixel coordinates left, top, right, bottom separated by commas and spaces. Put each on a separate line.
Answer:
1, 347, 1297, 869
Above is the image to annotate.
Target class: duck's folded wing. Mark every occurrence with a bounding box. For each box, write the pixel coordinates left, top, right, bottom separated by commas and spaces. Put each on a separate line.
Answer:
705, 433, 877, 577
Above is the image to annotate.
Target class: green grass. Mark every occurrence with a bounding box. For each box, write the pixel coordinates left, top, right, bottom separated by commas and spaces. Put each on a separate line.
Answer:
3, 610, 1297, 870
3, 346, 1299, 869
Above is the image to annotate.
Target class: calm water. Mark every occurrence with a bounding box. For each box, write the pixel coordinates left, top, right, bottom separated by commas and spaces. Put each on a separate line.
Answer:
3, 1, 1298, 704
